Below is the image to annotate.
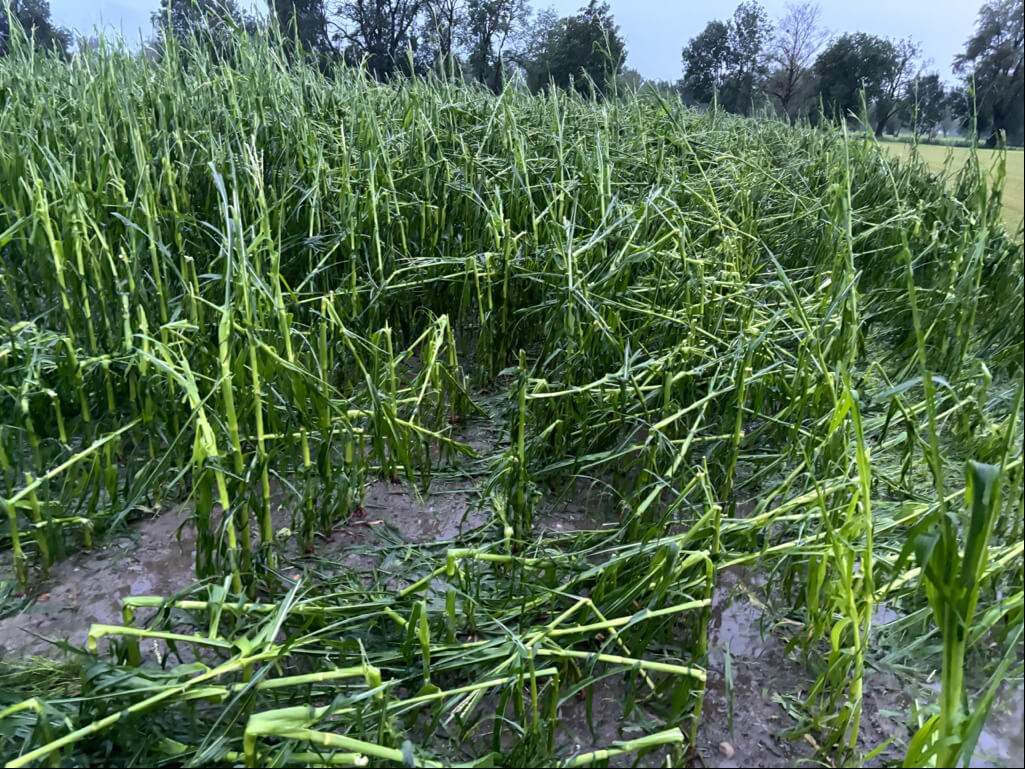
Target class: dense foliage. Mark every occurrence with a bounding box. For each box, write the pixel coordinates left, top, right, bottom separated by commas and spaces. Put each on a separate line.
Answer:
954, 0, 1025, 146
682, 1, 1024, 143
680, 1, 771, 115
0, 0, 68, 57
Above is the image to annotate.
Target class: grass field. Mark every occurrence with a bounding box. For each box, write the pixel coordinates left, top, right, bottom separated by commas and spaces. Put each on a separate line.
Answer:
0, 28, 1023, 769
881, 140, 1025, 231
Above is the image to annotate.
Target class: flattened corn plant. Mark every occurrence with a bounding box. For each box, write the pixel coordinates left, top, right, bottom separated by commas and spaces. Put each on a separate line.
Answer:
0, 17, 1023, 769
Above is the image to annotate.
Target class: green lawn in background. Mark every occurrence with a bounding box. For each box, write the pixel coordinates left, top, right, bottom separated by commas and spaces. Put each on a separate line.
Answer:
881, 140, 1024, 232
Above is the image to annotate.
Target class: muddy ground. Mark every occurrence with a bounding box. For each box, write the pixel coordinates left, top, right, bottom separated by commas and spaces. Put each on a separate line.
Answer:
698, 567, 905, 768
1, 478, 1022, 768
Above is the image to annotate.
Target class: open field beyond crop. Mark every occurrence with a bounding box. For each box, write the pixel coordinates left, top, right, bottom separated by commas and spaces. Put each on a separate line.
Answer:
881, 139, 1025, 231
1, 32, 1023, 769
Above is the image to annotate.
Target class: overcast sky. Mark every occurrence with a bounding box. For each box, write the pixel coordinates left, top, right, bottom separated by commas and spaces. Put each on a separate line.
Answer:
49, 0, 981, 83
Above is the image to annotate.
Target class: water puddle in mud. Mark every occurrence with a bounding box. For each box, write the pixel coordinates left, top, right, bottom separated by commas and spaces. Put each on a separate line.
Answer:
971, 685, 1025, 768
699, 567, 811, 768
699, 566, 1023, 768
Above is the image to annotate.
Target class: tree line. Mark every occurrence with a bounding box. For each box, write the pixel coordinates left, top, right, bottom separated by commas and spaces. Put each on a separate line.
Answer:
679, 0, 1023, 145
2, 0, 1022, 144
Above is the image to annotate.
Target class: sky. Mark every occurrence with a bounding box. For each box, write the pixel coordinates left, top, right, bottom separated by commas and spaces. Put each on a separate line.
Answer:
48, 0, 982, 83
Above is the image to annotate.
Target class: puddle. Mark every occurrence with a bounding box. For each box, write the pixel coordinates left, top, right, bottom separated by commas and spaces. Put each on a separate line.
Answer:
697, 566, 1021, 768
872, 603, 901, 625
709, 568, 775, 659
699, 567, 811, 768
972, 685, 1025, 768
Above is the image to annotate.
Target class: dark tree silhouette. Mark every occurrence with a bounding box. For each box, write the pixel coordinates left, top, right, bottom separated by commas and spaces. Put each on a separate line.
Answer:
525, 1, 624, 96
955, 0, 1024, 145
152, 0, 257, 59
814, 32, 920, 136
681, 2, 771, 115
418, 0, 463, 75
273, 0, 331, 57
462, 0, 528, 91
765, 2, 826, 122
904, 73, 947, 139
1, 0, 70, 57
333, 0, 425, 79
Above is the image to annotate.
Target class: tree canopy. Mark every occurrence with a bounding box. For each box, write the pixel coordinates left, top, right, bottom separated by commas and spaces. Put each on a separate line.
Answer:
463, 0, 528, 92
332, 0, 425, 78
813, 32, 921, 136
954, 0, 1024, 145
1, 0, 70, 57
680, 19, 732, 105
526, 1, 625, 96
680, 2, 771, 115
905, 73, 949, 139
272, 0, 330, 57
152, 0, 257, 57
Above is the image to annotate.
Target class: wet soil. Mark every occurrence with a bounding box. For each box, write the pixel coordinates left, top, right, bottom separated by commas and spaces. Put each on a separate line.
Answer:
695, 567, 910, 767
0, 474, 486, 659
0, 506, 197, 658
695, 566, 1025, 769
697, 567, 813, 768
427, 673, 676, 768
972, 684, 1025, 769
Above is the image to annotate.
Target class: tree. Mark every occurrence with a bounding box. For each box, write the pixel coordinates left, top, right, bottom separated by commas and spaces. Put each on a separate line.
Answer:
525, 1, 625, 97
765, 2, 826, 121
954, 0, 1024, 146
519, 6, 563, 91
726, 1, 770, 113
152, 0, 257, 56
1, 0, 70, 57
872, 37, 920, 136
938, 88, 964, 136
418, 0, 463, 75
946, 85, 975, 137
272, 0, 331, 57
680, 20, 732, 105
462, 0, 528, 91
616, 65, 641, 91
813, 33, 920, 136
333, 0, 425, 79
814, 33, 884, 121
905, 73, 947, 139
680, 2, 771, 115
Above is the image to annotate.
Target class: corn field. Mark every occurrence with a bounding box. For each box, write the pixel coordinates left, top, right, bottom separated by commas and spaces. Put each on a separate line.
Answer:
0, 23, 1022, 769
